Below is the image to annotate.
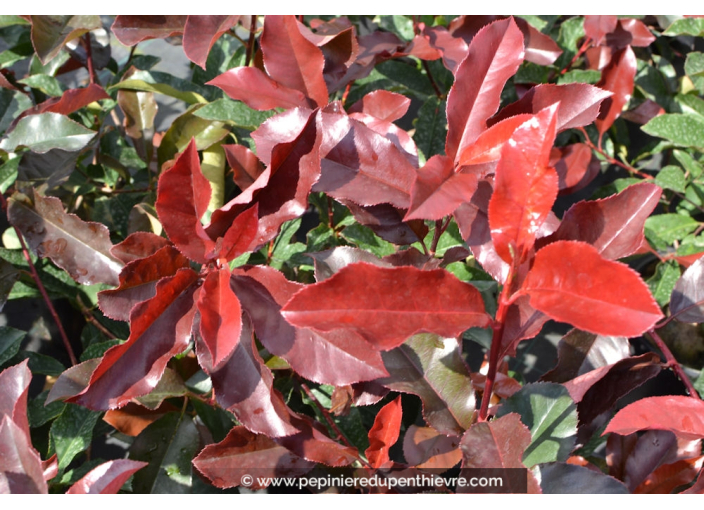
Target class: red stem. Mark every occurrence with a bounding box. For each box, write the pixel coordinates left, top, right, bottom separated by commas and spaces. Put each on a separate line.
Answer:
647, 328, 700, 399
560, 36, 592, 76
83, 34, 97, 85
245, 16, 257, 67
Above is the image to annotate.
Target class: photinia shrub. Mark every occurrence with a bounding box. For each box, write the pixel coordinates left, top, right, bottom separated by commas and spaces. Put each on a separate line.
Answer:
1, 14, 704, 494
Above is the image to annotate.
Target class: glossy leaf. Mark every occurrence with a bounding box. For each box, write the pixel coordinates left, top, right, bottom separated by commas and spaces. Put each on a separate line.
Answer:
636, 456, 704, 494
261, 15, 328, 107
0, 360, 30, 437
343, 201, 427, 246
211, 204, 259, 262
155, 139, 216, 264
117, 89, 157, 141
405, 155, 478, 221
251, 107, 313, 167
595, 47, 637, 137
282, 262, 490, 350
208, 67, 309, 111
0, 112, 95, 153
223, 144, 264, 191
183, 16, 239, 69
128, 412, 199, 494
231, 265, 388, 386
8, 188, 123, 287
70, 269, 198, 410
457, 113, 533, 168
537, 462, 629, 494
34, 84, 110, 116
403, 425, 461, 470
111, 15, 186, 46
67, 459, 148, 494
460, 413, 531, 469
642, 114, 704, 149
604, 396, 704, 441
376, 334, 476, 436
547, 182, 661, 260
193, 426, 314, 489
670, 255, 704, 323
365, 396, 402, 468
348, 90, 410, 123
520, 241, 663, 337
489, 83, 612, 132
46, 359, 100, 405
488, 105, 559, 264
135, 368, 188, 411
0, 416, 47, 494
445, 17, 524, 162
551, 143, 597, 193
497, 383, 578, 468
30, 15, 101, 64
50, 403, 100, 471
310, 246, 389, 282
109, 232, 170, 264
0, 327, 24, 366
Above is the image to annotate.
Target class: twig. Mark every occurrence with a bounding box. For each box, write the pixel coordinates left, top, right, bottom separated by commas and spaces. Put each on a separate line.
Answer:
83, 34, 98, 85
560, 36, 592, 76
245, 16, 257, 67
429, 217, 451, 255
647, 328, 701, 399
76, 295, 118, 340
422, 60, 444, 100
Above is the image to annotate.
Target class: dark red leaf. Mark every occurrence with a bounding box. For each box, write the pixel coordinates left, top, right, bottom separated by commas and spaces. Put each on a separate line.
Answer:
403, 425, 461, 470
155, 139, 216, 264
111, 15, 186, 46
70, 268, 199, 410
310, 246, 389, 282
207, 313, 298, 437
335, 31, 404, 90
261, 15, 328, 107
461, 412, 531, 468
405, 155, 479, 221
231, 265, 388, 386
281, 263, 490, 350
193, 426, 314, 489
352, 381, 389, 407
514, 17, 562, 66
499, 295, 550, 358
488, 104, 559, 264
343, 201, 427, 245
670, 255, 704, 323
489, 83, 612, 132
617, 19, 656, 47
33, 84, 110, 116
547, 182, 661, 260
103, 402, 178, 437
416, 24, 469, 73
210, 204, 259, 262
304, 18, 359, 94
542, 329, 630, 384
183, 15, 239, 69
445, 17, 524, 162
110, 232, 171, 264
347, 111, 419, 167
67, 459, 148, 494
551, 143, 597, 193
595, 47, 637, 137
348, 90, 410, 123
0, 416, 47, 494
681, 468, 704, 493
41, 455, 57, 482
376, 334, 476, 436
98, 245, 190, 322
636, 456, 704, 493
607, 430, 680, 492
46, 359, 100, 404
251, 107, 313, 166
470, 371, 522, 399
207, 67, 309, 111
584, 15, 619, 45
223, 144, 265, 191
383, 248, 441, 271
604, 396, 704, 441
8, 189, 123, 287
0, 360, 30, 438
274, 414, 359, 467
365, 396, 402, 468
520, 241, 663, 337
621, 99, 665, 125
196, 267, 242, 371
406, 33, 443, 61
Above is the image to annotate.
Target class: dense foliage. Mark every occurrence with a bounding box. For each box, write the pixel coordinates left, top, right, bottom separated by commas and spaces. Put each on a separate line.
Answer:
1, 14, 704, 494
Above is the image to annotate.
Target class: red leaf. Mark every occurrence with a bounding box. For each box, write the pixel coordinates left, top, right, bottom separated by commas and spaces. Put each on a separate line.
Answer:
103, 402, 177, 437
112, 15, 186, 46
0, 360, 31, 438
0, 416, 47, 494
551, 143, 598, 194
405, 155, 479, 221
46, 359, 100, 404
207, 67, 309, 111
183, 15, 239, 69
445, 17, 524, 162
343, 201, 427, 245
413, 24, 468, 73
196, 267, 242, 371
211, 204, 259, 262
365, 396, 403, 469
604, 396, 704, 441
261, 15, 328, 107
617, 19, 656, 47
193, 426, 314, 489
155, 139, 216, 264
514, 17, 562, 66
682, 468, 704, 493
347, 111, 419, 167
304, 18, 359, 94
207, 313, 298, 437
281, 262, 490, 350
457, 113, 534, 168
489, 83, 612, 132
403, 425, 461, 470
70, 268, 199, 410
230, 265, 388, 386
488, 104, 559, 264
251, 107, 313, 166
348, 90, 410, 123
33, 83, 110, 116
110, 232, 170, 264
584, 16, 619, 45
274, 414, 359, 467
499, 295, 550, 358
595, 47, 637, 137
223, 144, 265, 191
521, 241, 663, 337
547, 182, 661, 260
460, 413, 531, 468
636, 456, 704, 494
98, 245, 190, 322
67, 459, 148, 494
41, 454, 57, 483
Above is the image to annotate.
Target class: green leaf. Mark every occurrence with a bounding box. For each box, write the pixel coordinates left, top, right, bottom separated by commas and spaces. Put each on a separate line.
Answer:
0, 112, 96, 153
341, 223, 396, 258
50, 403, 101, 471
129, 412, 199, 494
413, 96, 446, 161
496, 382, 578, 468
0, 156, 19, 193
30, 15, 101, 64
675, 94, 704, 118
135, 368, 187, 410
193, 98, 274, 129
557, 69, 601, 85
80, 340, 122, 362
695, 370, 704, 398
655, 165, 687, 193
647, 260, 681, 307
378, 15, 414, 41
664, 18, 704, 37
306, 384, 370, 452
376, 60, 434, 97
0, 15, 30, 27
645, 213, 700, 246
642, 114, 704, 149
685, 52, 704, 78
555, 16, 585, 68
0, 325, 25, 366
110, 70, 209, 105
28, 390, 65, 428
673, 149, 703, 178
18, 74, 64, 97
191, 399, 235, 444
